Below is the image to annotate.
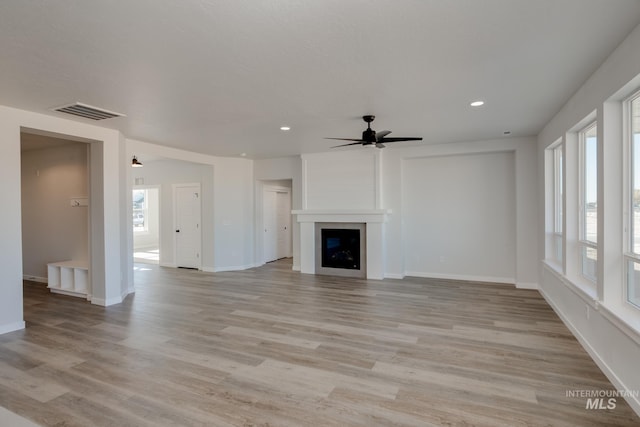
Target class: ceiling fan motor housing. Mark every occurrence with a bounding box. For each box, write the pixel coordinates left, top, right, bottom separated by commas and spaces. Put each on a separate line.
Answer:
362, 128, 377, 143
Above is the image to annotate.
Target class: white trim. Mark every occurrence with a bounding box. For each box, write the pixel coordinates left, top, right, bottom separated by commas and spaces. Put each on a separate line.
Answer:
543, 260, 599, 305
542, 262, 640, 344
539, 288, 640, 416
172, 183, 202, 270
91, 295, 123, 307
515, 282, 539, 290
293, 209, 391, 224
22, 275, 47, 283
292, 264, 301, 271
404, 271, 515, 285
213, 264, 257, 272
0, 321, 25, 335
159, 262, 177, 268
384, 273, 405, 279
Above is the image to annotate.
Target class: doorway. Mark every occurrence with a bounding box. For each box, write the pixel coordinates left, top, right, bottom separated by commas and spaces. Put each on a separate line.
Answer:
20, 132, 91, 295
133, 186, 160, 264
263, 184, 292, 263
174, 183, 202, 269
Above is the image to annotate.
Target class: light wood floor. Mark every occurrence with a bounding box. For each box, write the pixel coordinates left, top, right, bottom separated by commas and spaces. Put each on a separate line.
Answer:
1, 259, 638, 426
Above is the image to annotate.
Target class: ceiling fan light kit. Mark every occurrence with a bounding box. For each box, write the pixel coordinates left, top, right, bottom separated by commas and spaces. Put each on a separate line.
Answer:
326, 115, 422, 149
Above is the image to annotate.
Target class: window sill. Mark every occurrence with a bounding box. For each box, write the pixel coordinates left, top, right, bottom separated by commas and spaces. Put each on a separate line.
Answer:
543, 260, 598, 302
542, 262, 640, 345
598, 301, 640, 346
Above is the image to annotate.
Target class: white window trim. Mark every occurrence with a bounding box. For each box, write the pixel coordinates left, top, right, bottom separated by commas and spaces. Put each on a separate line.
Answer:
133, 188, 149, 234
578, 122, 598, 284
623, 89, 640, 311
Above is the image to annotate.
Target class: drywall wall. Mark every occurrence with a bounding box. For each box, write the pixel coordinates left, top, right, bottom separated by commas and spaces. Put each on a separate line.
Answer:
259, 138, 537, 284
537, 22, 640, 415
254, 155, 302, 269
131, 159, 213, 268
21, 140, 89, 279
127, 140, 254, 274
0, 105, 126, 334
402, 151, 516, 282
383, 136, 538, 285
303, 150, 379, 210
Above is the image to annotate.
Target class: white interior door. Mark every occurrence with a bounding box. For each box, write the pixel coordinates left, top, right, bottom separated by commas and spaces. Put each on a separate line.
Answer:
263, 190, 277, 263
175, 184, 201, 269
276, 191, 291, 259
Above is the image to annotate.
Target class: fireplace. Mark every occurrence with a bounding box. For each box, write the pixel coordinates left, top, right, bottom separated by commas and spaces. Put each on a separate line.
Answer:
293, 209, 389, 279
315, 222, 366, 278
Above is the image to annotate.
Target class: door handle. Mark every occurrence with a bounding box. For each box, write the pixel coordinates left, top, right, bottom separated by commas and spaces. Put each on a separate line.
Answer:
176, 229, 180, 232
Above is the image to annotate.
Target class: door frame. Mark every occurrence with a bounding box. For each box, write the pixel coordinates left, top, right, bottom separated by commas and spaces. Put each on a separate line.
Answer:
261, 184, 291, 264
132, 184, 161, 264
173, 183, 202, 270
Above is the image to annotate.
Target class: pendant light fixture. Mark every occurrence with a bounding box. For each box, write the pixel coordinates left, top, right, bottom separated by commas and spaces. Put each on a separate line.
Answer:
131, 155, 143, 168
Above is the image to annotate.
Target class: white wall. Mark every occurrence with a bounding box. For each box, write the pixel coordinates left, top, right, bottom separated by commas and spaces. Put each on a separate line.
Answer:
127, 140, 254, 275
402, 151, 516, 282
132, 159, 213, 267
303, 150, 380, 210
0, 105, 126, 334
383, 137, 538, 286
270, 137, 538, 285
537, 22, 640, 414
254, 156, 302, 269
21, 141, 89, 279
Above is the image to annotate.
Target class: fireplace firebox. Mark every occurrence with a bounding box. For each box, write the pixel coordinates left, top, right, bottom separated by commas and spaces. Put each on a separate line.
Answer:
321, 228, 361, 270
315, 222, 366, 278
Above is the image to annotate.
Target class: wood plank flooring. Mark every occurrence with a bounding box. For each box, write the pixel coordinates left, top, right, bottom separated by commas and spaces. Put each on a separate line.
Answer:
1, 259, 638, 426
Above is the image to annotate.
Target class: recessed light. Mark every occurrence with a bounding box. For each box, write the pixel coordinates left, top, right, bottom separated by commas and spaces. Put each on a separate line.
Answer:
470, 101, 484, 107
240, 153, 247, 157
280, 126, 291, 131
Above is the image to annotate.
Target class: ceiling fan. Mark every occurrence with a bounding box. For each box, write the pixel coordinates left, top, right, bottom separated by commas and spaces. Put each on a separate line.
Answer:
326, 115, 423, 148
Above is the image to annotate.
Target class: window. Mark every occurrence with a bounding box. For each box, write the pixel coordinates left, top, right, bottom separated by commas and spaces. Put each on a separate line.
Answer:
579, 123, 597, 282
133, 189, 148, 233
626, 92, 640, 308
550, 143, 564, 264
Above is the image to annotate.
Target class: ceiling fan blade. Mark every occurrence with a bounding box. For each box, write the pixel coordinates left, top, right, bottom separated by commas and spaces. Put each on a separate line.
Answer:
379, 137, 423, 143
375, 143, 385, 149
376, 130, 391, 140
324, 137, 364, 142
331, 141, 366, 148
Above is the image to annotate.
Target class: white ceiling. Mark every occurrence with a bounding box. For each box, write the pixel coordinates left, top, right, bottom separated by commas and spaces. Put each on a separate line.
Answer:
1, 1, 640, 159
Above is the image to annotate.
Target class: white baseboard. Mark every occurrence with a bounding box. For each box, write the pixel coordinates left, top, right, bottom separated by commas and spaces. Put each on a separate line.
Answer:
384, 273, 405, 279
22, 274, 47, 284
515, 281, 539, 290
0, 406, 40, 427
404, 271, 515, 285
539, 288, 640, 416
159, 262, 176, 268
0, 321, 26, 335
213, 264, 256, 272
91, 295, 123, 307
292, 265, 301, 271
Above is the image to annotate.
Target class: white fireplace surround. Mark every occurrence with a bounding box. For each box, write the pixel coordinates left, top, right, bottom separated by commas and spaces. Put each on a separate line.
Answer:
293, 209, 390, 279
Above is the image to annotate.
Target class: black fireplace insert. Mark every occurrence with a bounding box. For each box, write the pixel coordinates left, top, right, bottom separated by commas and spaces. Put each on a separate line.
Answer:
321, 228, 361, 270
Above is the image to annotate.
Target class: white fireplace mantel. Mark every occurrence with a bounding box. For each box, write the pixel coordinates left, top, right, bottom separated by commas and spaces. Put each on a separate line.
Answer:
292, 209, 391, 224
293, 209, 391, 279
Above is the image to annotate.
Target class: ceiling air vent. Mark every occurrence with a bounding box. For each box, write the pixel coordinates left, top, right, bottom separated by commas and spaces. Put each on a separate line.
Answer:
53, 102, 125, 120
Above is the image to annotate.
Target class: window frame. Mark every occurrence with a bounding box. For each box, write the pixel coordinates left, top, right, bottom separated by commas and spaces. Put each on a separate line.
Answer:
624, 90, 640, 309
132, 188, 149, 234
551, 142, 564, 265
578, 121, 598, 283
